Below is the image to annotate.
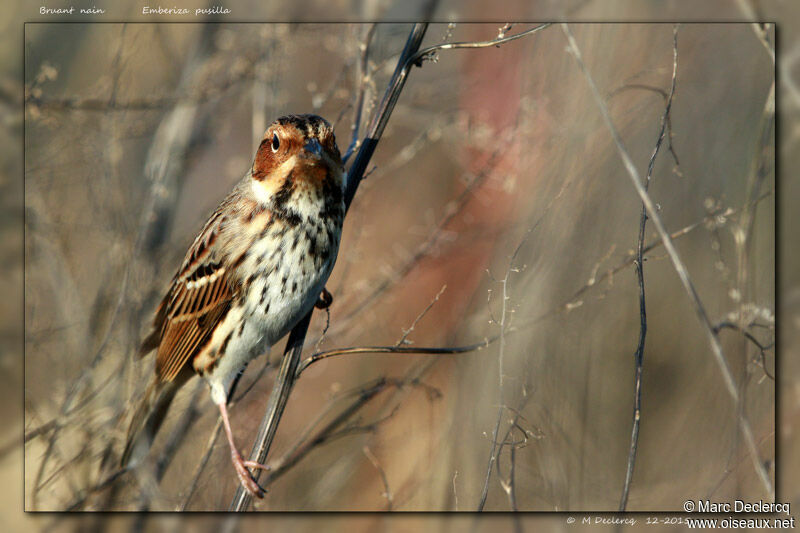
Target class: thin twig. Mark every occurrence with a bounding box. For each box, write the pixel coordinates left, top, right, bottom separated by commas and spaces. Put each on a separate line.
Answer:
343, 24, 431, 210
396, 285, 447, 346
562, 23, 773, 500
731, 64, 774, 482
478, 278, 510, 511
619, 25, 678, 512
343, 24, 377, 164
363, 446, 393, 510
496, 416, 524, 512
713, 322, 775, 381
477, 237, 524, 511
297, 340, 490, 377
733, 2, 774, 64
452, 470, 459, 510
708, 430, 775, 500
407, 23, 552, 68
475, 153, 574, 511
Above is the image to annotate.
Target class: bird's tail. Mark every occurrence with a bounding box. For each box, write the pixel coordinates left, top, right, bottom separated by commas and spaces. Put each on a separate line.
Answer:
120, 377, 180, 468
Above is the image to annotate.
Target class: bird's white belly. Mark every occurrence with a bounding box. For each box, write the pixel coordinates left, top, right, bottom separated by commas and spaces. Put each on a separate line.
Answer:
200, 244, 333, 405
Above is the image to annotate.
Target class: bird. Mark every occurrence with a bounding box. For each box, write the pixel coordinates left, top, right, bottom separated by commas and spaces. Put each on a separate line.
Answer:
120, 114, 345, 498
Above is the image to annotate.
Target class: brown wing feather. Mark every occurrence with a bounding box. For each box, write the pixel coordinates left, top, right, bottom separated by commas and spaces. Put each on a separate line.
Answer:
141, 213, 238, 383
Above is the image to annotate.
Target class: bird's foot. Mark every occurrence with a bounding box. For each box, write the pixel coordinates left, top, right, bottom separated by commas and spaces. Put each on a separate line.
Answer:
315, 287, 333, 309
231, 451, 270, 499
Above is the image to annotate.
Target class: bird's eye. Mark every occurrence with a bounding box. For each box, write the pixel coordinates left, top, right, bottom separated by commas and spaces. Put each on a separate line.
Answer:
271, 133, 280, 153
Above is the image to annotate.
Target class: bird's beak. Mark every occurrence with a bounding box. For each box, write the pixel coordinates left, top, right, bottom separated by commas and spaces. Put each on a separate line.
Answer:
301, 138, 324, 162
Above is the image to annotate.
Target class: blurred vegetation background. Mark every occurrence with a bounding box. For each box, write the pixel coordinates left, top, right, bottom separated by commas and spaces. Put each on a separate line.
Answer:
0, 0, 794, 531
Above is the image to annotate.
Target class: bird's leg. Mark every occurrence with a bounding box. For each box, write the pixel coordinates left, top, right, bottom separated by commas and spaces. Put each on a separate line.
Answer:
217, 400, 270, 499
315, 287, 333, 309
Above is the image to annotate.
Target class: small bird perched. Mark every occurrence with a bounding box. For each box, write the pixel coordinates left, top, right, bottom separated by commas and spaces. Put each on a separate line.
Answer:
121, 114, 345, 498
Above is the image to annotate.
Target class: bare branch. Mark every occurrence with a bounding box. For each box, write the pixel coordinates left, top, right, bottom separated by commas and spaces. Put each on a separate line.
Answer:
713, 322, 775, 381
408, 23, 552, 67
620, 24, 678, 512
396, 285, 447, 346
343, 24, 377, 164
478, 240, 518, 511
363, 446, 393, 510
476, 141, 576, 511
562, 23, 773, 500
296, 340, 490, 377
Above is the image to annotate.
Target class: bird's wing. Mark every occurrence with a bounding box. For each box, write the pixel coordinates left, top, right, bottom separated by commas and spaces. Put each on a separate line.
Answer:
144, 213, 238, 382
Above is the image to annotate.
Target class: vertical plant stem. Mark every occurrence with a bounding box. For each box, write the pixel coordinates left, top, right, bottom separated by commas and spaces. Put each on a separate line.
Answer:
619, 25, 679, 512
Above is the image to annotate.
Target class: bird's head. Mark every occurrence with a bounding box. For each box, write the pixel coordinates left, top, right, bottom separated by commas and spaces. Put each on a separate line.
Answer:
251, 114, 344, 206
